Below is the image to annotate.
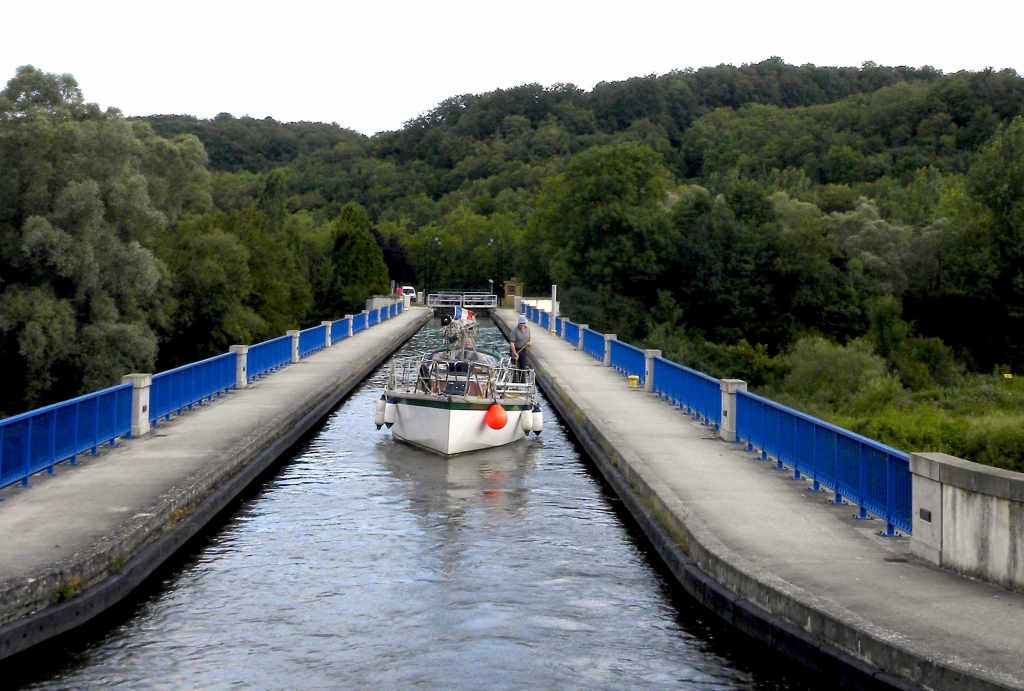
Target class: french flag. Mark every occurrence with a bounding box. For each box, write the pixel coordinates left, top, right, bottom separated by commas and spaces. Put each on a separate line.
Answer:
454, 306, 475, 320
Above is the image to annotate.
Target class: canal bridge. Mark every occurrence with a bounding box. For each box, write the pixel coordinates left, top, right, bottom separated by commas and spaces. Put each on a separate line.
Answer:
1, 298, 1023, 690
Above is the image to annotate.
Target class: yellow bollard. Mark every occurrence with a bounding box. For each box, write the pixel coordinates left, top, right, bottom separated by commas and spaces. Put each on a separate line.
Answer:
628, 375, 639, 389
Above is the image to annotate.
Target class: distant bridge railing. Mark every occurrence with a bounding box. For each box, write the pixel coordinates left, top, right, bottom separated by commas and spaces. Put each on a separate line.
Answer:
1, 297, 407, 495
582, 328, 604, 360
737, 391, 911, 535
428, 293, 498, 309
519, 300, 912, 536
248, 335, 292, 381
1, 384, 132, 491
151, 352, 237, 423
652, 357, 721, 427
610, 340, 645, 381
299, 325, 327, 359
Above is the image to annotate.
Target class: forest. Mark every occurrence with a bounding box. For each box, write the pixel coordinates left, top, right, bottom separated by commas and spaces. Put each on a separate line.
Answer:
2, 59, 1024, 468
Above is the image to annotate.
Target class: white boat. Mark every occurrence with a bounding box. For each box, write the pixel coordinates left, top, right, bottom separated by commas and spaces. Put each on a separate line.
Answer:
376, 310, 541, 456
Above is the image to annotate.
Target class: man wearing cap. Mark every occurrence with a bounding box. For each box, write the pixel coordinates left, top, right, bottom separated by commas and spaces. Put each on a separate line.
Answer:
510, 315, 532, 375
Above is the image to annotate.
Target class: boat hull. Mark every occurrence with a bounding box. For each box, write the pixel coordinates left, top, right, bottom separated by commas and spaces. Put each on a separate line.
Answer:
390, 397, 530, 456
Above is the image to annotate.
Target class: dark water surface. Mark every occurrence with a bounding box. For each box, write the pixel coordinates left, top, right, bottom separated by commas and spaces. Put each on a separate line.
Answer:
15, 320, 817, 690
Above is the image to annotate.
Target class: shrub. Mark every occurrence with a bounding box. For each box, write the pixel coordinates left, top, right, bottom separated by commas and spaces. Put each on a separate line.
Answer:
773, 336, 890, 411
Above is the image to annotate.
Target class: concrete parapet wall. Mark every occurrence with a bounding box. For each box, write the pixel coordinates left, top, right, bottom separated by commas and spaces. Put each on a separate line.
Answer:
911, 452, 1024, 591
0, 308, 432, 661
366, 295, 401, 310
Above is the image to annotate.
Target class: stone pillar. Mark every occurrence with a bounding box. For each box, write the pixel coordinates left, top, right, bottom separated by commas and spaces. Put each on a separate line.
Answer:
603, 334, 617, 366
362, 309, 370, 329
121, 373, 152, 439
403, 294, 411, 309
719, 379, 747, 443
287, 330, 300, 363
644, 349, 661, 393
576, 324, 588, 351
229, 345, 248, 388
344, 315, 353, 338
321, 321, 332, 348
560, 319, 566, 339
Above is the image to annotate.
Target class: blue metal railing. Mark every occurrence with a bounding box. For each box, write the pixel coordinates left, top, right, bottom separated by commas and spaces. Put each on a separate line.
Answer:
368, 310, 378, 327
582, 328, 604, 360
564, 321, 580, 347
540, 311, 550, 330
331, 318, 349, 344
299, 325, 326, 358
150, 352, 237, 423
248, 335, 291, 381
381, 306, 388, 321
555, 316, 563, 335
353, 312, 366, 334
652, 357, 721, 427
610, 340, 645, 380
1, 384, 132, 491
397, 302, 403, 314
736, 390, 911, 535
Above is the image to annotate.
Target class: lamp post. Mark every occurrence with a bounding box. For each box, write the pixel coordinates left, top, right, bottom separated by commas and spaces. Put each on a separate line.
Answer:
426, 235, 439, 297
488, 236, 504, 299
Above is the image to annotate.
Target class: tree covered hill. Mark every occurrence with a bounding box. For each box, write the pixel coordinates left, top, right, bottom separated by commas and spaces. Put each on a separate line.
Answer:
6, 60, 1024, 470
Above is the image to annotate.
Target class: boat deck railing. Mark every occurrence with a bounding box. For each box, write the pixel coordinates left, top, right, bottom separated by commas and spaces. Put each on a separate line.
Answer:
388, 355, 535, 401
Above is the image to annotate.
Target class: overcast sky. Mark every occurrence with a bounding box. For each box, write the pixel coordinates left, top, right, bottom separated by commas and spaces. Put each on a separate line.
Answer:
3, 0, 1021, 135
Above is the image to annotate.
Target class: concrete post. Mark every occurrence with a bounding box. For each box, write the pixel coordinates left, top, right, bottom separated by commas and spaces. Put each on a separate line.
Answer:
719, 379, 747, 443
576, 324, 588, 351
344, 315, 353, 338
560, 318, 566, 339
644, 350, 661, 393
403, 294, 411, 309
121, 373, 152, 439
229, 345, 248, 389
603, 334, 617, 366
321, 321, 332, 348
514, 295, 522, 313
362, 309, 370, 329
287, 330, 300, 363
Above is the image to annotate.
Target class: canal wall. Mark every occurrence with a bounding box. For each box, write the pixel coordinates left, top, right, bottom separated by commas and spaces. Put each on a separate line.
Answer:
494, 310, 1024, 691
0, 307, 432, 661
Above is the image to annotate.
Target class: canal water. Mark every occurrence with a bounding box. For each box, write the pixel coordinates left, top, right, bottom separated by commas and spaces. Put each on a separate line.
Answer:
15, 320, 817, 690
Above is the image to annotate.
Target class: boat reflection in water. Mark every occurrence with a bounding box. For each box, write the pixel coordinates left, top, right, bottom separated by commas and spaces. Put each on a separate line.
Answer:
380, 431, 537, 522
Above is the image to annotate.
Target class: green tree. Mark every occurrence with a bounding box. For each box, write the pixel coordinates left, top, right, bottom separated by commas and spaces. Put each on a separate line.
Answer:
329, 203, 389, 314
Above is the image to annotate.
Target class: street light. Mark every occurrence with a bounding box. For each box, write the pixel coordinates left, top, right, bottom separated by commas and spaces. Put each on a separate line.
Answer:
426, 235, 440, 297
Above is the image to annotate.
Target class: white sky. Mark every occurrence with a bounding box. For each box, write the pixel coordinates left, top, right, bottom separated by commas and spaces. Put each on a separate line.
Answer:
3, 0, 1022, 136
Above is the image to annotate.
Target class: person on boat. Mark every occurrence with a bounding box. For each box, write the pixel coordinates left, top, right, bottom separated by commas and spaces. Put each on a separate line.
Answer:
510, 315, 532, 374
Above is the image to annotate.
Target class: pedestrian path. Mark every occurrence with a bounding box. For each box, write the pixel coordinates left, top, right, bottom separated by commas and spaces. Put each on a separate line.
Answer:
0, 308, 431, 658
494, 309, 1024, 691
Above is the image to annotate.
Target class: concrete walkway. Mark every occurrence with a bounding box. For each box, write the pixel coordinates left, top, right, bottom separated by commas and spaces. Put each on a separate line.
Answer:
0, 307, 431, 659
494, 310, 1024, 691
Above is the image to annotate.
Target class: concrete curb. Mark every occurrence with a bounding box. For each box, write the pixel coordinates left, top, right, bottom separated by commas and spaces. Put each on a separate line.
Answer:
494, 314, 1016, 691
0, 309, 432, 662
